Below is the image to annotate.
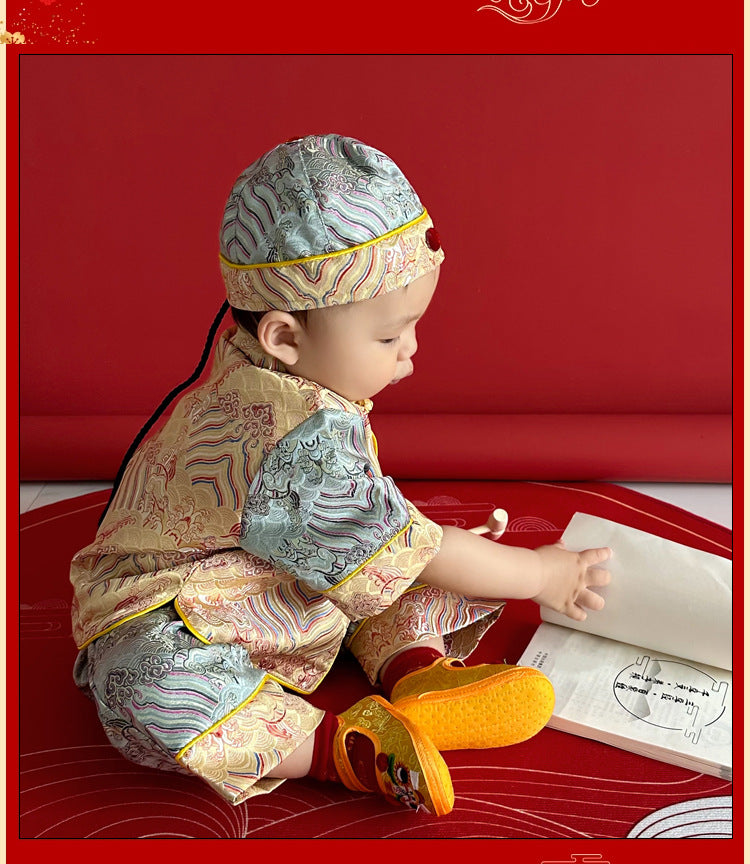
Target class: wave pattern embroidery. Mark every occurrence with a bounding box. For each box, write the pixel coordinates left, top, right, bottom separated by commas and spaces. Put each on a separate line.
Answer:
240, 409, 410, 591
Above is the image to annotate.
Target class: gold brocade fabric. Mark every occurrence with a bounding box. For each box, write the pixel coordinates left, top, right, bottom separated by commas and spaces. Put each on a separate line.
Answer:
178, 683, 322, 804
70, 326, 445, 693
71, 325, 508, 802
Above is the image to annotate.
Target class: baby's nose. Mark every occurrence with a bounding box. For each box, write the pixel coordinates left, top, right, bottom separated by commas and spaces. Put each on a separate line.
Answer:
399, 330, 418, 359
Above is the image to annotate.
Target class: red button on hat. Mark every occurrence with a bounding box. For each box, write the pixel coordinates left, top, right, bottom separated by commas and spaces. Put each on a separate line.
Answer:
425, 227, 441, 251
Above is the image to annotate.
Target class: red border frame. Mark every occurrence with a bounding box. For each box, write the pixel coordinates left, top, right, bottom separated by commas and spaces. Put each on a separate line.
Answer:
5, 0, 743, 860
0, 1, 744, 53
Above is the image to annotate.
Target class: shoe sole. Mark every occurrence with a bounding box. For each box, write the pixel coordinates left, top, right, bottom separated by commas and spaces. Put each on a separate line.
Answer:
394, 668, 555, 751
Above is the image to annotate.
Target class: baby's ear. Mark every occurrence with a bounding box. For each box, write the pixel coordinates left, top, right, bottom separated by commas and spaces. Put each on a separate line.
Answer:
256, 311, 303, 365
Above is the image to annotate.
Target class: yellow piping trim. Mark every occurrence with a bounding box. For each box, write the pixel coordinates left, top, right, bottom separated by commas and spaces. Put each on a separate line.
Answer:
76, 599, 173, 650
173, 599, 212, 645
321, 518, 413, 595
219, 211, 428, 271
175, 675, 267, 763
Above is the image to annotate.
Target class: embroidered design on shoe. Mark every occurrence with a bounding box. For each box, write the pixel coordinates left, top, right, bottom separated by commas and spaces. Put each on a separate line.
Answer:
376, 751, 427, 813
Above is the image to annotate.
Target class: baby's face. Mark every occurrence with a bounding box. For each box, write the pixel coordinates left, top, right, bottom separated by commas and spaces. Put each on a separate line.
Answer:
287, 267, 439, 403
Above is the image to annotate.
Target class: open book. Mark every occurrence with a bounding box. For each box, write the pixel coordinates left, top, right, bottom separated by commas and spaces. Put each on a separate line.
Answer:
518, 512, 732, 780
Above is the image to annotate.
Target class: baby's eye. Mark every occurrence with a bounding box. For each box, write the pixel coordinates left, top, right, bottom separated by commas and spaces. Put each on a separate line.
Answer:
379, 337, 399, 345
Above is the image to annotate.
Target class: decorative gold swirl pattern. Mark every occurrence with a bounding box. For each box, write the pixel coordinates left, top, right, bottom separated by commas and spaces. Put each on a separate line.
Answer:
477, 0, 600, 22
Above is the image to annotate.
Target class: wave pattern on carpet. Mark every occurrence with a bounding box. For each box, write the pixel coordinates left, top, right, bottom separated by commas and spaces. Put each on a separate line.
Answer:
18, 482, 732, 839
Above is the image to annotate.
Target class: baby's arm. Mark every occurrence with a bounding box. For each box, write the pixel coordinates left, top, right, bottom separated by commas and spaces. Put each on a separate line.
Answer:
419, 526, 612, 622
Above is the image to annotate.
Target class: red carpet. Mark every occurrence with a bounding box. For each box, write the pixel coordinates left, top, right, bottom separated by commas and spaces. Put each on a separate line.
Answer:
18, 481, 733, 839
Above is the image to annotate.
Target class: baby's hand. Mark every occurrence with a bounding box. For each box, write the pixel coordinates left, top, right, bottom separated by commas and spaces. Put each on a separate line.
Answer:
532, 542, 612, 621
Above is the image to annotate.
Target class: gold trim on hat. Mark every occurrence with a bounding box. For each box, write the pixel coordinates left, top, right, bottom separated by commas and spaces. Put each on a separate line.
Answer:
219, 210, 429, 271
221, 210, 443, 311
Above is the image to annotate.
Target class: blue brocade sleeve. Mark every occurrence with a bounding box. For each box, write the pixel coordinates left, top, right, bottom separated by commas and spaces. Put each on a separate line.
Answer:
239, 409, 413, 593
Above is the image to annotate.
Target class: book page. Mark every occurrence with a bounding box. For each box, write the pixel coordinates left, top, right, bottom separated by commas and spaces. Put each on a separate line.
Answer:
540, 513, 732, 670
519, 623, 732, 779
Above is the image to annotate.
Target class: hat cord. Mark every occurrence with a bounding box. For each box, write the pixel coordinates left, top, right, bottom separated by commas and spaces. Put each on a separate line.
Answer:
97, 300, 230, 527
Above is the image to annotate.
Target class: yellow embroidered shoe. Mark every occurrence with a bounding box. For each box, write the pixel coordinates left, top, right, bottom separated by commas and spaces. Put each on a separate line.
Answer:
332, 695, 454, 816
390, 658, 555, 751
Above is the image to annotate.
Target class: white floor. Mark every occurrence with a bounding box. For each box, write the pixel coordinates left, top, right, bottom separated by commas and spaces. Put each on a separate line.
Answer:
19, 481, 733, 529
19, 481, 113, 515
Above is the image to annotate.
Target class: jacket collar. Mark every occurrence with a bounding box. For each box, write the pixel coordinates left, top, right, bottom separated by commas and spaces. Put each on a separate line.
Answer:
223, 326, 373, 414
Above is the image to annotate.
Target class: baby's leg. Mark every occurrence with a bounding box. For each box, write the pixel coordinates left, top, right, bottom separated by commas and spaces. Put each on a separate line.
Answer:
77, 603, 453, 814
267, 733, 314, 778
346, 583, 504, 685
77, 605, 321, 804
347, 585, 554, 751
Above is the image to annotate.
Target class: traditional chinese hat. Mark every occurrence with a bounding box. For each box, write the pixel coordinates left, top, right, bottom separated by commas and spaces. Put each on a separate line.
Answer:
219, 134, 444, 311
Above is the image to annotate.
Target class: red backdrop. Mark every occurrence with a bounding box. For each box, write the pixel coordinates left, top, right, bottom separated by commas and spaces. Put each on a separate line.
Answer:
19, 55, 732, 481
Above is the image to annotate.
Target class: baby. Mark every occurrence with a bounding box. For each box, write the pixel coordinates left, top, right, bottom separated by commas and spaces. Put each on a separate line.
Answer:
71, 134, 611, 816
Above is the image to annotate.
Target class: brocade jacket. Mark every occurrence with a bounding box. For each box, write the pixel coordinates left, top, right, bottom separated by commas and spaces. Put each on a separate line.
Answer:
70, 327, 443, 693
